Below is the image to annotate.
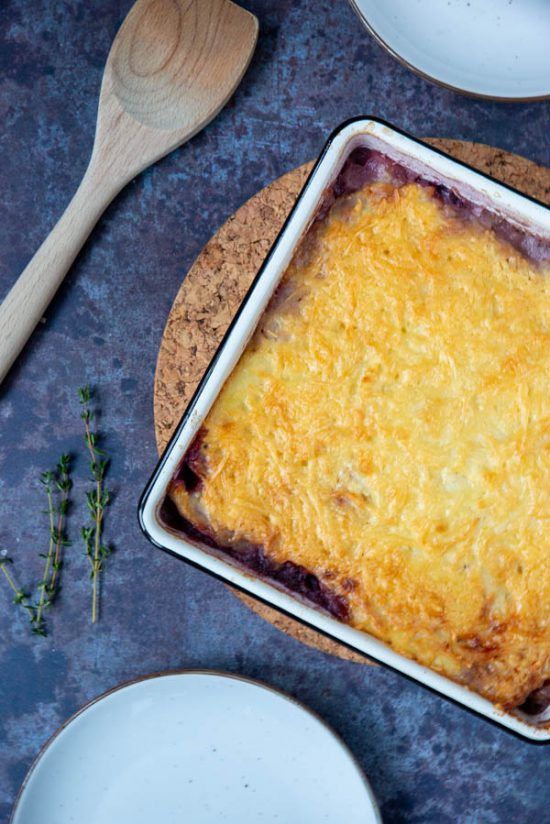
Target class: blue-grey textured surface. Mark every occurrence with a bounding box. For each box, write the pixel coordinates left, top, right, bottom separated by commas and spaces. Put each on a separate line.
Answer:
0, 2, 549, 822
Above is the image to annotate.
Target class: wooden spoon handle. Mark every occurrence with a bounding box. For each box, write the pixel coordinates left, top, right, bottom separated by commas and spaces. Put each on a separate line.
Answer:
0, 164, 122, 383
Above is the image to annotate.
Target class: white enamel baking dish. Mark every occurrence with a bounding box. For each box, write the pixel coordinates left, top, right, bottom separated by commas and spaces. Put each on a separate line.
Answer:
139, 117, 550, 742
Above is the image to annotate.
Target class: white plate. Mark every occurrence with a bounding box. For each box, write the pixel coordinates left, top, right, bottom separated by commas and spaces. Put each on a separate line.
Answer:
349, 0, 550, 100
10, 671, 381, 824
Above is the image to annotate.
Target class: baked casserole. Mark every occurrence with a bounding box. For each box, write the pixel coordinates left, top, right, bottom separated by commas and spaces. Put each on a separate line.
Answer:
163, 149, 550, 718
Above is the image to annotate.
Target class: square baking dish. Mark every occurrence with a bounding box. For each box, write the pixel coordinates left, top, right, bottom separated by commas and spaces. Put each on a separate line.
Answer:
139, 117, 549, 741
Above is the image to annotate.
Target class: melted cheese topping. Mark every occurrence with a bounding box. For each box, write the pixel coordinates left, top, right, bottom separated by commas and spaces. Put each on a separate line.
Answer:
172, 183, 550, 708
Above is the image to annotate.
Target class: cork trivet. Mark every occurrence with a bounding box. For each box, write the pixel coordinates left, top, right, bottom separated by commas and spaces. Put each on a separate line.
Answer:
154, 139, 549, 664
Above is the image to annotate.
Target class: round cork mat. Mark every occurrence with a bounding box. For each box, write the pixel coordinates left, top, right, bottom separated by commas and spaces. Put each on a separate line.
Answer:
154, 139, 550, 664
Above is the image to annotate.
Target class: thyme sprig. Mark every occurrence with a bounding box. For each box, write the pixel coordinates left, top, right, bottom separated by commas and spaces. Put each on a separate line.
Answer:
34, 470, 57, 635
50, 455, 72, 595
35, 455, 72, 633
1, 386, 114, 635
1, 455, 72, 636
79, 386, 111, 624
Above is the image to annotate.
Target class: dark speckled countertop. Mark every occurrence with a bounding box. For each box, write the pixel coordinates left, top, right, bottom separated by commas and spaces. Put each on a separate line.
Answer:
0, 2, 548, 822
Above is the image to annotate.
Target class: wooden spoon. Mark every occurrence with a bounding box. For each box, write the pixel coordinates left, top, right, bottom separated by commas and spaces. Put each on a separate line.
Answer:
0, 0, 258, 384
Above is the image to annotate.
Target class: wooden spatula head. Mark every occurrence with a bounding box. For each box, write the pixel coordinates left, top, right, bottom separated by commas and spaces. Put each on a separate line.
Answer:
107, 0, 258, 133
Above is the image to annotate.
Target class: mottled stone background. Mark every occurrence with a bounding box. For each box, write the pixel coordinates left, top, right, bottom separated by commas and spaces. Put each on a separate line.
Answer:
0, 1, 548, 822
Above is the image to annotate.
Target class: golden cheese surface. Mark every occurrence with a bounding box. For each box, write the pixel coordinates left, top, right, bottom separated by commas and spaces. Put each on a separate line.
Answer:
172, 182, 550, 708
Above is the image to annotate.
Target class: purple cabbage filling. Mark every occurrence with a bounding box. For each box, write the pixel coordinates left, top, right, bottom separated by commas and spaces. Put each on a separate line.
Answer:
321, 148, 550, 266
519, 681, 550, 716
160, 494, 349, 622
